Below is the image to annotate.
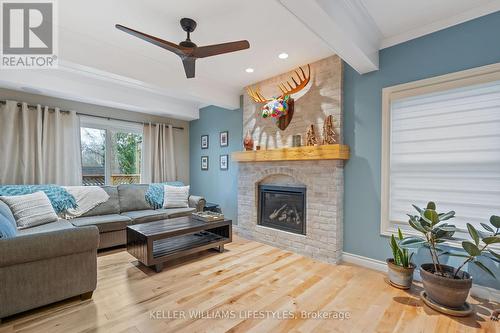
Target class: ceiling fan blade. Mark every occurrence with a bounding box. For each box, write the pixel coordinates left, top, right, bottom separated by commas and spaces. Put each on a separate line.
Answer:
115, 24, 188, 56
192, 40, 250, 58
182, 58, 196, 78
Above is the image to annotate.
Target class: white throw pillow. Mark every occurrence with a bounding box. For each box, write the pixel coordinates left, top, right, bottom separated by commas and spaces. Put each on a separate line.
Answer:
0, 191, 58, 230
163, 185, 190, 208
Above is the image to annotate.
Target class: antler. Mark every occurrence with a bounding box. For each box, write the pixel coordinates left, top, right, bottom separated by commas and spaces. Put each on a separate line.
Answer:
246, 64, 311, 104
278, 64, 310, 96
247, 86, 271, 103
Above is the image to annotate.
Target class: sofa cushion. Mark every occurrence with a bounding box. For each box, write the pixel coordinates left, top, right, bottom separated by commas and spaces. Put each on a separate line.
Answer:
120, 209, 169, 224
16, 219, 74, 236
81, 186, 120, 217
117, 184, 151, 212
160, 207, 195, 219
0, 192, 58, 230
70, 214, 131, 233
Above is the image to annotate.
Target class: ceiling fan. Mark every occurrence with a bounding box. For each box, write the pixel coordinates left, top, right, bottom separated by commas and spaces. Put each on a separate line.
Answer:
116, 18, 250, 78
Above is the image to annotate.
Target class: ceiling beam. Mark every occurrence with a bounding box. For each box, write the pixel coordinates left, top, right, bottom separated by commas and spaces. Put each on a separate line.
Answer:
279, 0, 381, 74
0, 63, 201, 120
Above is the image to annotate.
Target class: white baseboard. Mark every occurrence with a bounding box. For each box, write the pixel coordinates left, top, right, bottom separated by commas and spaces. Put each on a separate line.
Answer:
341, 251, 499, 303
470, 285, 500, 303
341, 251, 387, 272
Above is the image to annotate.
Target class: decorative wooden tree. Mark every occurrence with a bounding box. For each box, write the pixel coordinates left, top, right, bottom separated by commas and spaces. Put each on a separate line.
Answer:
322, 115, 337, 144
305, 124, 319, 146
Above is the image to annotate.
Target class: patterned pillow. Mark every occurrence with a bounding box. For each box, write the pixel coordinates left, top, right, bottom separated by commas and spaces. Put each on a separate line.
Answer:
163, 185, 190, 208
0, 191, 58, 230
145, 182, 185, 209
0, 185, 77, 214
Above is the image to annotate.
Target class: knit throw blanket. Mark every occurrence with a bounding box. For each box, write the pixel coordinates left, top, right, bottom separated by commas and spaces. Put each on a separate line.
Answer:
0, 185, 77, 214
145, 181, 185, 209
63, 186, 110, 219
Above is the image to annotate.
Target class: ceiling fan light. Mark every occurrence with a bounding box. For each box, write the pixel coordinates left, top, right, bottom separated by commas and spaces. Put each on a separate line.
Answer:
278, 53, 289, 59
245, 68, 254, 73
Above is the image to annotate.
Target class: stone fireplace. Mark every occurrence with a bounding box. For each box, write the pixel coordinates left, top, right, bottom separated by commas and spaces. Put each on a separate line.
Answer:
236, 162, 343, 263
234, 55, 344, 264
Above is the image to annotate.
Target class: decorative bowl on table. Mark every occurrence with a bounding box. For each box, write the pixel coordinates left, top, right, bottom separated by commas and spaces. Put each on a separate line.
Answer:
191, 211, 225, 222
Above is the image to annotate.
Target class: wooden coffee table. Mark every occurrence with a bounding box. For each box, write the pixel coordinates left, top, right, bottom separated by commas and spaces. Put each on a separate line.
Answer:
126, 216, 232, 272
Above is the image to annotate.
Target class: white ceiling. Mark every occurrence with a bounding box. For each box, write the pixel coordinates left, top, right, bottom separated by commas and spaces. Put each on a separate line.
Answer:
362, 0, 500, 48
2, 0, 499, 120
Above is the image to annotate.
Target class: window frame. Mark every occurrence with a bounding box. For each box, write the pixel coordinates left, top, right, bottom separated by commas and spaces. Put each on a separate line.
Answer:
80, 116, 143, 186
381, 62, 500, 250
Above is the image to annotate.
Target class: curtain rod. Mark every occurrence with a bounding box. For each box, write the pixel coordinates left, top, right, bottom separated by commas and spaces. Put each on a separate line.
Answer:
0, 100, 184, 130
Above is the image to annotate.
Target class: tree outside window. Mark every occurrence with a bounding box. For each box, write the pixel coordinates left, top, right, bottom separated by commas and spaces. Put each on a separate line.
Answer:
80, 127, 143, 185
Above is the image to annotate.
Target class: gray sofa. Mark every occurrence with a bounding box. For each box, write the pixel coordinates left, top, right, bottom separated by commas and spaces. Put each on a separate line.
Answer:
70, 184, 205, 249
0, 184, 205, 320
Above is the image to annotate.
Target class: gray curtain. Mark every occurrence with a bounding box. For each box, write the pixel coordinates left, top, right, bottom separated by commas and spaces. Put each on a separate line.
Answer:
142, 123, 176, 183
0, 101, 82, 185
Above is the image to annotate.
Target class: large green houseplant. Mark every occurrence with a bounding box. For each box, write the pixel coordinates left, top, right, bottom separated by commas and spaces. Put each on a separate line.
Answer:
400, 202, 499, 309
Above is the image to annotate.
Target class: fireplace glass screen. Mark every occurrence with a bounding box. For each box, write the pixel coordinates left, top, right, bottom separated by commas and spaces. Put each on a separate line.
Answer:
258, 185, 306, 235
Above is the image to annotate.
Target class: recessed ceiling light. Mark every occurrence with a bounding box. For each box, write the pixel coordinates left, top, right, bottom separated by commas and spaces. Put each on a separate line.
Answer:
278, 53, 289, 59
245, 68, 254, 73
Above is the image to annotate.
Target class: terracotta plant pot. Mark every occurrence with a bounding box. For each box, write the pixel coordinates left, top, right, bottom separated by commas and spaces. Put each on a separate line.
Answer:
420, 263, 472, 309
386, 259, 415, 289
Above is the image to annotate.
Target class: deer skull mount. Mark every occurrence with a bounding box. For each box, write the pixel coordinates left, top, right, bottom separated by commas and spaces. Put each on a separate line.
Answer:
247, 64, 311, 131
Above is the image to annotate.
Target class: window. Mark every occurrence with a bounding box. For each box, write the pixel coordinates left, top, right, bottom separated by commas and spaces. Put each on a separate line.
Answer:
81, 127, 106, 185
80, 117, 143, 185
381, 64, 500, 242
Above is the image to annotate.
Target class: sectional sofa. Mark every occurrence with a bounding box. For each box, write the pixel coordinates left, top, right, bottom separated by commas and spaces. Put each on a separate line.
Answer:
0, 184, 205, 321
70, 184, 205, 249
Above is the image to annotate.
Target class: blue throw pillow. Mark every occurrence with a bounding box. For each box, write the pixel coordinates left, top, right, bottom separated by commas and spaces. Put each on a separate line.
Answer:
0, 200, 15, 220
0, 212, 16, 239
145, 182, 185, 209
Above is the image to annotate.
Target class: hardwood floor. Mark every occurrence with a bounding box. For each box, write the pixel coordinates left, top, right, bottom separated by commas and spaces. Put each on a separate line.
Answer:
0, 236, 498, 333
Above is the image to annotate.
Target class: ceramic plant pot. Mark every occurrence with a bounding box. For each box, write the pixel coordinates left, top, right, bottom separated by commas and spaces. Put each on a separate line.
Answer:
420, 263, 472, 309
386, 258, 415, 289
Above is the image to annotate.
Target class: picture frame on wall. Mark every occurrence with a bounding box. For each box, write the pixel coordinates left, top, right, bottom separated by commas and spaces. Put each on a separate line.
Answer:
201, 135, 209, 149
220, 131, 228, 147
220, 154, 228, 170
201, 156, 209, 170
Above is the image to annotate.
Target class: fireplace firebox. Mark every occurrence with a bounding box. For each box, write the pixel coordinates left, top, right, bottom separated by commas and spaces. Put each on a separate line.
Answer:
258, 185, 306, 235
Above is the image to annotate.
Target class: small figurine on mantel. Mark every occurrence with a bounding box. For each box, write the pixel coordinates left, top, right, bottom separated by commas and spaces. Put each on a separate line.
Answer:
243, 130, 254, 151
305, 124, 319, 146
322, 115, 337, 145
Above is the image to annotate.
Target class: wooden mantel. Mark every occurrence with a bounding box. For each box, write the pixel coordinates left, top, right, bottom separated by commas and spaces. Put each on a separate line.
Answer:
232, 144, 350, 162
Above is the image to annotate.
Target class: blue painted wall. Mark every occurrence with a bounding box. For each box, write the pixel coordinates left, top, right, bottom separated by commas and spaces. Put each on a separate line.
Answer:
189, 104, 243, 224
344, 12, 500, 288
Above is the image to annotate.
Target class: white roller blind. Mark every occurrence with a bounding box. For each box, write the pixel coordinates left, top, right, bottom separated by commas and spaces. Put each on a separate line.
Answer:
389, 80, 500, 230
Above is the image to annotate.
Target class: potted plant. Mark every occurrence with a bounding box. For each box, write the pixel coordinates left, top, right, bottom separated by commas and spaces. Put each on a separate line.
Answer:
400, 202, 500, 309
387, 228, 415, 289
